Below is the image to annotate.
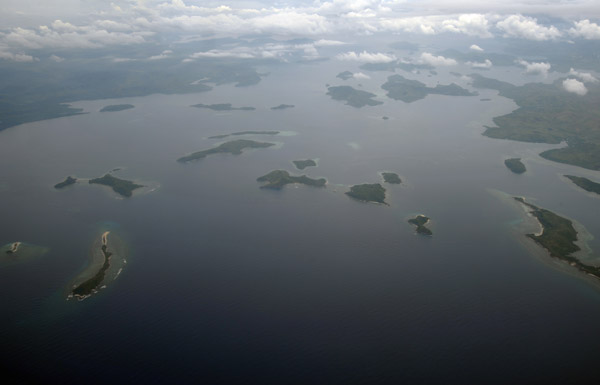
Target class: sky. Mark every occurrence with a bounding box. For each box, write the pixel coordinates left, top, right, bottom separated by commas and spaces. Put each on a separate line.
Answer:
1, 0, 600, 63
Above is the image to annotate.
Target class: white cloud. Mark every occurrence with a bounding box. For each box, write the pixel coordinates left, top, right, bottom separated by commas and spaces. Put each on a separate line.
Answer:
336, 50, 396, 63
470, 44, 483, 51
0, 50, 37, 62
516, 59, 551, 77
569, 19, 600, 39
380, 14, 491, 37
314, 39, 347, 46
148, 50, 173, 60
49, 54, 64, 62
568, 68, 598, 83
467, 59, 492, 69
562, 78, 588, 95
353, 72, 371, 79
496, 14, 561, 40
419, 52, 457, 66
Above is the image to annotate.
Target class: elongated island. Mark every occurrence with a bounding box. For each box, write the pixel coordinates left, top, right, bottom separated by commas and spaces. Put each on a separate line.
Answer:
54, 176, 77, 189
177, 139, 275, 162
257, 170, 326, 189
505, 158, 526, 174
89, 174, 144, 197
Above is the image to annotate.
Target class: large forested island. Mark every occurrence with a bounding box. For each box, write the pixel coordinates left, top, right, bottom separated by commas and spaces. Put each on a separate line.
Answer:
208, 131, 279, 139
257, 170, 326, 189
326, 86, 383, 108
191, 103, 255, 111
54, 176, 77, 189
177, 139, 275, 162
515, 197, 600, 279
89, 174, 144, 197
382, 172, 401, 184
100, 104, 134, 112
345, 183, 387, 204
381, 75, 476, 103
293, 159, 317, 170
505, 158, 526, 174
408, 215, 432, 235
565, 175, 600, 195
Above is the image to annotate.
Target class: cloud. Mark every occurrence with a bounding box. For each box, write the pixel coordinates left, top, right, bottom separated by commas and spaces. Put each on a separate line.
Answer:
336, 50, 396, 63
0, 50, 37, 62
516, 59, 551, 76
470, 44, 483, 51
49, 54, 64, 62
353, 72, 371, 79
314, 39, 346, 46
569, 19, 600, 39
496, 14, 561, 40
380, 14, 492, 37
467, 59, 492, 69
562, 78, 587, 95
148, 50, 173, 60
568, 68, 598, 83
419, 52, 457, 66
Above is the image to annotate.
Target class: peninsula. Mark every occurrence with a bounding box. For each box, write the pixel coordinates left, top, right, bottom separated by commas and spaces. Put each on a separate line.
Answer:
89, 174, 144, 197
408, 215, 432, 235
293, 159, 317, 170
54, 176, 77, 189
346, 183, 387, 204
382, 172, 401, 184
326, 86, 383, 108
100, 104, 134, 112
382, 75, 476, 103
257, 170, 326, 189
191, 103, 255, 111
504, 158, 526, 174
208, 131, 279, 139
565, 175, 600, 195
177, 139, 275, 162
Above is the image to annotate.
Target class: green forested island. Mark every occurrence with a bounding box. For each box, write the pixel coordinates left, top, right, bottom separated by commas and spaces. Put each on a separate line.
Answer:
326, 86, 383, 108
100, 104, 134, 112
565, 175, 600, 195
504, 158, 526, 174
54, 176, 77, 189
72, 242, 112, 298
89, 174, 144, 197
208, 131, 279, 139
293, 159, 317, 170
345, 183, 387, 204
408, 215, 432, 235
257, 170, 326, 189
382, 172, 401, 184
191, 103, 255, 111
514, 197, 600, 279
381, 75, 476, 103
177, 139, 275, 162
271, 104, 295, 110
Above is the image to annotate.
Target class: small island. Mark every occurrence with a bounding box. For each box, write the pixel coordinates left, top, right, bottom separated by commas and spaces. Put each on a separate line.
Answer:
271, 104, 295, 110
191, 103, 255, 111
565, 175, 600, 195
293, 159, 317, 170
382, 75, 476, 103
257, 170, 326, 190
178, 139, 275, 163
504, 158, 526, 174
382, 172, 401, 184
54, 176, 77, 189
408, 215, 432, 236
208, 131, 279, 139
345, 183, 387, 204
336, 71, 354, 80
100, 104, 134, 112
89, 174, 144, 197
1, 242, 49, 265
326, 86, 383, 108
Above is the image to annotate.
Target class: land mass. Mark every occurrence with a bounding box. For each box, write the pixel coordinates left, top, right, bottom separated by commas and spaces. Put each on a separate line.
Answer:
72, 232, 112, 299
382, 75, 477, 103
408, 215, 432, 235
209, 131, 279, 139
100, 104, 134, 112
337, 71, 354, 80
326, 86, 383, 108
54, 176, 77, 189
191, 103, 255, 111
177, 139, 275, 163
504, 158, 526, 174
89, 174, 144, 197
565, 175, 600, 195
293, 159, 317, 170
271, 104, 295, 110
346, 183, 387, 204
257, 170, 326, 190
382, 172, 401, 184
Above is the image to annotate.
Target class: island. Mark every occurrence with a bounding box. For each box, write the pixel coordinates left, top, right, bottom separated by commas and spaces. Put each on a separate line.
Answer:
336, 71, 354, 80
177, 139, 275, 163
514, 197, 600, 280
208, 131, 279, 139
257, 170, 326, 190
54, 176, 77, 189
1, 242, 49, 265
382, 172, 401, 184
89, 174, 144, 197
408, 215, 432, 235
271, 104, 295, 110
293, 159, 317, 170
382, 116, 389, 120
565, 175, 600, 195
326, 86, 383, 108
504, 158, 526, 174
191, 103, 255, 111
381, 75, 477, 103
100, 104, 134, 112
345, 183, 387, 204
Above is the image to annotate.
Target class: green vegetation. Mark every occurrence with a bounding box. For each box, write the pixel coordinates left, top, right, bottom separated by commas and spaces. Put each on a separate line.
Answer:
72, 244, 112, 297
271, 104, 295, 110
54, 176, 77, 189
345, 183, 387, 204
177, 139, 275, 162
382, 172, 401, 184
100, 104, 134, 112
89, 174, 144, 197
504, 158, 526, 174
337, 71, 354, 80
293, 159, 317, 170
408, 215, 432, 236
257, 170, 326, 190
326, 86, 383, 108
191, 103, 255, 111
208, 131, 279, 139
471, 74, 600, 170
565, 175, 600, 195
382, 75, 476, 103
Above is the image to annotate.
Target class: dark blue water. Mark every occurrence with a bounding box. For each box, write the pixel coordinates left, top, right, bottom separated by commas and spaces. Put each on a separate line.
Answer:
1, 60, 600, 384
